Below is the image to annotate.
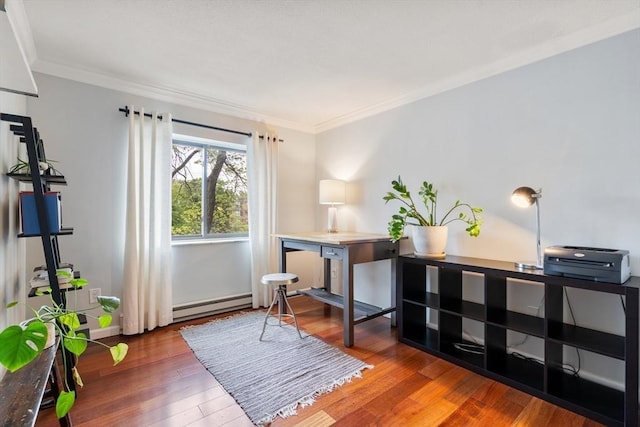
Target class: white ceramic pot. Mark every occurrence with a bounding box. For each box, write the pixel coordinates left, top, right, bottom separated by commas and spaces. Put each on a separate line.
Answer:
45, 322, 56, 349
411, 225, 448, 258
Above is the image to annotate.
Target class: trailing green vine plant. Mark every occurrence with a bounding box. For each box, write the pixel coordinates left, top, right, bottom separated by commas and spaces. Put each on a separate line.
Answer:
0, 272, 128, 418
383, 175, 483, 242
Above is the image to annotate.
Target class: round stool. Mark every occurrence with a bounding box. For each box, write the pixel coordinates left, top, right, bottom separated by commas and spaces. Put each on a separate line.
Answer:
259, 273, 303, 340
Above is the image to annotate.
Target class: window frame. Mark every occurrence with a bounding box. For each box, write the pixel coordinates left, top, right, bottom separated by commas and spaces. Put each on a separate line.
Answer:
171, 133, 248, 241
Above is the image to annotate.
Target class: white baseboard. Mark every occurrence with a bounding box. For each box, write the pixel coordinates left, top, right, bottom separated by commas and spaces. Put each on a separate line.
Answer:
173, 293, 252, 321
89, 325, 120, 339
88, 294, 252, 338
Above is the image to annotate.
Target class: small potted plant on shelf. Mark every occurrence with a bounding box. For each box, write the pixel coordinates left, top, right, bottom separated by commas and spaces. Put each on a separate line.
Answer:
8, 157, 62, 176
383, 175, 483, 257
0, 272, 128, 419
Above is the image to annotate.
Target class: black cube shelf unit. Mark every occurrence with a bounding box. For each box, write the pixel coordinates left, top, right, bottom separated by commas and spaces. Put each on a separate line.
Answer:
397, 254, 639, 426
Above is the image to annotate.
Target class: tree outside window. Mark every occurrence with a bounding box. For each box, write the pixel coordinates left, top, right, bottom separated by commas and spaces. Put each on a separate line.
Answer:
171, 137, 248, 238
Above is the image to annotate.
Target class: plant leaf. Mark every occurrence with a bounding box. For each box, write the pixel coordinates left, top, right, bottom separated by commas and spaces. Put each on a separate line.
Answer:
69, 278, 88, 288
110, 343, 129, 365
59, 312, 80, 331
98, 314, 112, 328
63, 332, 88, 356
56, 390, 75, 418
97, 296, 120, 313
72, 366, 84, 388
6, 301, 19, 309
0, 322, 47, 372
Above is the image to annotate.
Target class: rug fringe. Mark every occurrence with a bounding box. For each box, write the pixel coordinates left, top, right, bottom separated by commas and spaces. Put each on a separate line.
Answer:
256, 364, 374, 425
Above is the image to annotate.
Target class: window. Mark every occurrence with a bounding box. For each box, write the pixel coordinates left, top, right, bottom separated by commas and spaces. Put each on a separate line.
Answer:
171, 134, 248, 239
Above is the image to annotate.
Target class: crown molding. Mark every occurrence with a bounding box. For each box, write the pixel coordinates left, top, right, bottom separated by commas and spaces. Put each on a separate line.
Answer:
31, 59, 316, 134
11, 4, 640, 135
314, 11, 640, 134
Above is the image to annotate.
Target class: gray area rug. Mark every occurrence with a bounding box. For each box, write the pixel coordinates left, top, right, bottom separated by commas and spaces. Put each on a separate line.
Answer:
180, 311, 372, 425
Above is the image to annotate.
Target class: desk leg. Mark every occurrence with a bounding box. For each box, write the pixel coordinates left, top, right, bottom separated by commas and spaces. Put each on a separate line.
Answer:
323, 258, 331, 290
343, 251, 354, 347
278, 239, 286, 272
278, 239, 288, 314
323, 258, 332, 315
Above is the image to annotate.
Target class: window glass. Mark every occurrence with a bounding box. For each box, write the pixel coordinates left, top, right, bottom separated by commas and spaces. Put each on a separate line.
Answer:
171, 135, 248, 239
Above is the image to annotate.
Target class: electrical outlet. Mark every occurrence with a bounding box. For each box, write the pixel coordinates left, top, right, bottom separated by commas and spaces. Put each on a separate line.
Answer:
89, 288, 101, 304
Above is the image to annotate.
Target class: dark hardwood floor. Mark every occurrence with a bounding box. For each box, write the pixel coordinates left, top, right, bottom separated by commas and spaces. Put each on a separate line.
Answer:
36, 297, 603, 426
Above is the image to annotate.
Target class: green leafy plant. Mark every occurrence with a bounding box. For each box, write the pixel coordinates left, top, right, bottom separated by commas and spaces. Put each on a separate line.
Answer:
8, 157, 62, 175
0, 273, 128, 419
383, 175, 483, 242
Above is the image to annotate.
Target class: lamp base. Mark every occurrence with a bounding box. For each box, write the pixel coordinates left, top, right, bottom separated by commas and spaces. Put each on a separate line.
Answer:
327, 206, 338, 233
515, 261, 543, 270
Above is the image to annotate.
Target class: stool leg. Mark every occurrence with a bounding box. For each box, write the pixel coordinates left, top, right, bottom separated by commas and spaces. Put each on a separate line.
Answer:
282, 291, 303, 339
259, 287, 278, 341
277, 287, 285, 327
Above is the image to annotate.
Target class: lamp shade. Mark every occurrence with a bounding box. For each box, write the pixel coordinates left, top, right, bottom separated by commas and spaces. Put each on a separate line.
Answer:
319, 179, 345, 205
511, 186, 540, 208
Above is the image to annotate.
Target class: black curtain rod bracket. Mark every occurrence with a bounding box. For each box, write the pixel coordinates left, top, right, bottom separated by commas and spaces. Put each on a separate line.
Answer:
258, 135, 284, 143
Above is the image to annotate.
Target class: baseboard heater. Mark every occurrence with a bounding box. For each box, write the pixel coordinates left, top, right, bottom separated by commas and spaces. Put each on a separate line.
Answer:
173, 293, 252, 321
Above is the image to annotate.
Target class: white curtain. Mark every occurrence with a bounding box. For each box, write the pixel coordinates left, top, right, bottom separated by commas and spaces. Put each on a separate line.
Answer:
122, 106, 173, 335
247, 133, 279, 308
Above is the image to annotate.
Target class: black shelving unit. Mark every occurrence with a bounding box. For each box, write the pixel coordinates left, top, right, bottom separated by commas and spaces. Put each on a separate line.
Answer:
1, 113, 77, 414
1, 113, 70, 305
397, 254, 639, 426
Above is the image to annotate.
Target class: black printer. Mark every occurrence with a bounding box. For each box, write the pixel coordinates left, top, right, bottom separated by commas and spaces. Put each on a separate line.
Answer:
544, 246, 631, 284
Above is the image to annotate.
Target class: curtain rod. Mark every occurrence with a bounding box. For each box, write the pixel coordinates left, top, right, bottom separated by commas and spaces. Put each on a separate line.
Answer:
119, 106, 252, 138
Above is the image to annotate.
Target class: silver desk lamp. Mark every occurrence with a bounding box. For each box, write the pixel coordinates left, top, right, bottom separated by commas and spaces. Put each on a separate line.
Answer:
511, 186, 543, 270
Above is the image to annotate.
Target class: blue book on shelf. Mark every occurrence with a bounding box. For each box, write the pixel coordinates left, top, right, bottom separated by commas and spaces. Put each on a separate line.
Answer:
20, 192, 61, 235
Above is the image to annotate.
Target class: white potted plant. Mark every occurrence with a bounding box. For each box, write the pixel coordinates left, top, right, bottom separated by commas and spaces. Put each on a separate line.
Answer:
383, 176, 482, 256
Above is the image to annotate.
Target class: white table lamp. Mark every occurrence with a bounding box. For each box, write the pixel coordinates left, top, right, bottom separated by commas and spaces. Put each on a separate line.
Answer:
319, 179, 345, 233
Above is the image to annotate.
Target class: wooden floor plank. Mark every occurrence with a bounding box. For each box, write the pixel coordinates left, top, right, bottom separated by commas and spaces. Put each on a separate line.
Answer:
35, 297, 604, 426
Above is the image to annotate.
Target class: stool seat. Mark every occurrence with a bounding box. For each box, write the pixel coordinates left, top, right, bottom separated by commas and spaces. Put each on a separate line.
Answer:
259, 273, 303, 341
261, 273, 299, 285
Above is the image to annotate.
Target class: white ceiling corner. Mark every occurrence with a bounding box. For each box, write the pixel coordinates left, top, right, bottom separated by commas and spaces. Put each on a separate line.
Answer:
13, 1, 640, 134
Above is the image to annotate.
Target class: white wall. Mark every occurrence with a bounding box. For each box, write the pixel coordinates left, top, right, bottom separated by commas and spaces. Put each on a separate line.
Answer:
316, 30, 640, 389
0, 90, 27, 380
24, 73, 316, 331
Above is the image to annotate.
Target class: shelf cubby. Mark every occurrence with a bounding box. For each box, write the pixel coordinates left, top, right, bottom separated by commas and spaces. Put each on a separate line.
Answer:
489, 351, 544, 392
486, 310, 544, 338
547, 363, 625, 424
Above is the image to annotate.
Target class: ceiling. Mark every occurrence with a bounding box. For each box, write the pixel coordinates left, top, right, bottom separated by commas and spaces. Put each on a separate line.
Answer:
8, 0, 640, 133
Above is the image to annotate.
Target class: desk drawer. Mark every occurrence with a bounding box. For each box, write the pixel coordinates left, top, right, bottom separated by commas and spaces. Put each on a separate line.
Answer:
322, 246, 344, 259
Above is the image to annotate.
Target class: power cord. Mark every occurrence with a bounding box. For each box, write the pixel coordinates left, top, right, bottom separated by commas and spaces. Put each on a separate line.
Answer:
509, 294, 544, 348
564, 287, 581, 376
453, 342, 484, 355
509, 351, 579, 377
